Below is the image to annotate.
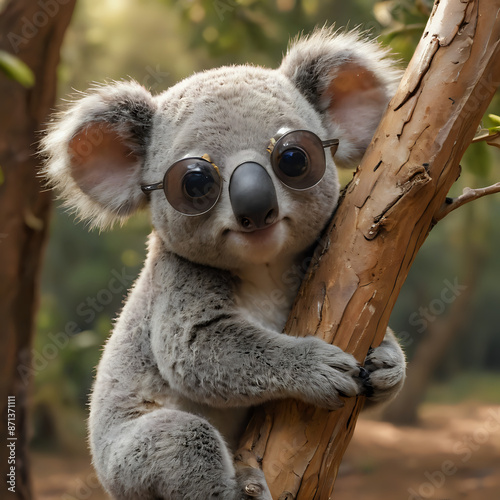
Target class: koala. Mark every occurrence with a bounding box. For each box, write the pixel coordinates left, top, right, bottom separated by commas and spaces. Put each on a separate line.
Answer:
42, 28, 405, 500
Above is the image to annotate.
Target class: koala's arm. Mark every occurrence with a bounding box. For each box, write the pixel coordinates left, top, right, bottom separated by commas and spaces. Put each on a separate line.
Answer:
149, 252, 361, 411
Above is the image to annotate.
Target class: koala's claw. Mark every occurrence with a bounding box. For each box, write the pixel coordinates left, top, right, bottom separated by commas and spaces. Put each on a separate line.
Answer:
357, 366, 369, 381
356, 366, 374, 398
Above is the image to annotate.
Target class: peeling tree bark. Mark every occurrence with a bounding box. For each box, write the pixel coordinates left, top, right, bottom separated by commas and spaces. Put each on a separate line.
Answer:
236, 1, 500, 498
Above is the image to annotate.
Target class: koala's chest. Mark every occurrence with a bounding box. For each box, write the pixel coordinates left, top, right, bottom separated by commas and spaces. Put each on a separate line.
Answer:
234, 265, 297, 333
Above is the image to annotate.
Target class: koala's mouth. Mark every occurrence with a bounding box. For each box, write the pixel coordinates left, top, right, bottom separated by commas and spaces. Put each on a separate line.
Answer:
225, 217, 286, 238
224, 219, 287, 252
239, 220, 279, 238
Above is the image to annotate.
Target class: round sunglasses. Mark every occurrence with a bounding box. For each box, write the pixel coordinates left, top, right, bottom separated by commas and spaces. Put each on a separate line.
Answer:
140, 130, 339, 216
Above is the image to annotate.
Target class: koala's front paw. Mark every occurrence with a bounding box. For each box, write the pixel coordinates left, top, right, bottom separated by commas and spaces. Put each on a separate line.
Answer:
361, 332, 406, 404
295, 337, 362, 410
235, 466, 272, 500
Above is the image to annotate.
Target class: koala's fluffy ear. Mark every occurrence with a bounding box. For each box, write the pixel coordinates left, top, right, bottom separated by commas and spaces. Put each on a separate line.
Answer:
41, 81, 156, 229
280, 28, 401, 167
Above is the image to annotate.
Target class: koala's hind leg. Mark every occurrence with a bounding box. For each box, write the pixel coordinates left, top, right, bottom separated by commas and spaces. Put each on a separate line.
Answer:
93, 409, 269, 500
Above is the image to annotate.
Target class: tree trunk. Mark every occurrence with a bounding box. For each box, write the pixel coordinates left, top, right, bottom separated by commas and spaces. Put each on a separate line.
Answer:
0, 1, 76, 498
236, 1, 500, 498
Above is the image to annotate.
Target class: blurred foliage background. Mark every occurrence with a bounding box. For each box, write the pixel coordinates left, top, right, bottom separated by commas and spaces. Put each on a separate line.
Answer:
35, 0, 499, 454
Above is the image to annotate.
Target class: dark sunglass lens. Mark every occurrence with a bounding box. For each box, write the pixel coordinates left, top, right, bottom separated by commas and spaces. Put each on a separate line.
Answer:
183, 169, 215, 199
271, 130, 326, 190
164, 158, 221, 215
278, 148, 309, 178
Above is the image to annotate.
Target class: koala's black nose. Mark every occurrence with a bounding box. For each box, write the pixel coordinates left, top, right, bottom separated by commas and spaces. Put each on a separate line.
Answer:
229, 162, 279, 231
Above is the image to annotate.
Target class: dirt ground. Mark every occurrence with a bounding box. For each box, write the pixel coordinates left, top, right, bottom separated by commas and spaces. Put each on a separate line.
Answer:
32, 403, 500, 500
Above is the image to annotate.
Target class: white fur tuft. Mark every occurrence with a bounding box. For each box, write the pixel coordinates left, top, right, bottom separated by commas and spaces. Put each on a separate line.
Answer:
40, 81, 156, 230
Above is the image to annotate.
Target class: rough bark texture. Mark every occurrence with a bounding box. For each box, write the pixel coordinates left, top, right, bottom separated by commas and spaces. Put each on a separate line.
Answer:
0, 1, 76, 498
236, 1, 500, 498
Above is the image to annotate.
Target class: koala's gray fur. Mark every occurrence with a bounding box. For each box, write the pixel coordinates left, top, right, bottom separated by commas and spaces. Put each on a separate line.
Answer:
42, 28, 406, 500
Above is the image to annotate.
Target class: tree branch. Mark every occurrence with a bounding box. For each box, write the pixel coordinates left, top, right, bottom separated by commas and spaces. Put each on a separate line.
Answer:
434, 182, 500, 222
472, 130, 500, 148
236, 0, 500, 498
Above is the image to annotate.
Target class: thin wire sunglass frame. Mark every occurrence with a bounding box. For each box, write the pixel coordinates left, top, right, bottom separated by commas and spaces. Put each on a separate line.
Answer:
140, 154, 218, 194
267, 129, 339, 191
266, 134, 339, 156
140, 131, 339, 215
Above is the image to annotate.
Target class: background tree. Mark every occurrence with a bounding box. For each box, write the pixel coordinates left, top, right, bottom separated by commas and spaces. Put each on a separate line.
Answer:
0, 1, 76, 498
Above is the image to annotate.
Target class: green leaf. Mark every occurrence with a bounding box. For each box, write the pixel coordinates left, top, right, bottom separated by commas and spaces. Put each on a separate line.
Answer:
487, 114, 500, 133
488, 113, 500, 126
0, 50, 35, 88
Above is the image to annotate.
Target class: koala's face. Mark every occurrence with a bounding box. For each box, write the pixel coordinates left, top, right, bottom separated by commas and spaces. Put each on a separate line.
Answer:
42, 29, 400, 271
145, 66, 340, 270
